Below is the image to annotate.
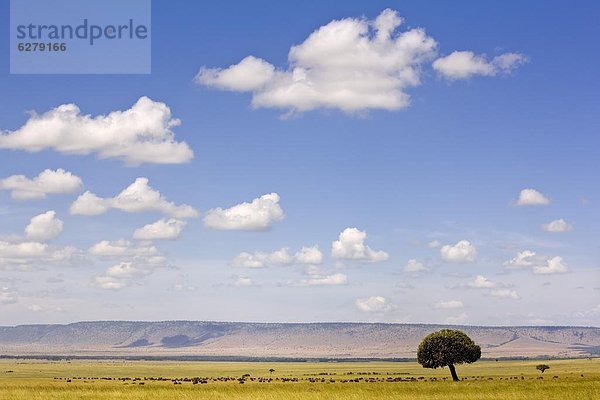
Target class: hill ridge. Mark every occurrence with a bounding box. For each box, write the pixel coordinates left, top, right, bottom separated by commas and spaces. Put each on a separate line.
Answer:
0, 321, 597, 358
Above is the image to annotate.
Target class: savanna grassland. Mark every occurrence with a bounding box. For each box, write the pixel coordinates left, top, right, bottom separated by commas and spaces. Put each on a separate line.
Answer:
1, 358, 598, 399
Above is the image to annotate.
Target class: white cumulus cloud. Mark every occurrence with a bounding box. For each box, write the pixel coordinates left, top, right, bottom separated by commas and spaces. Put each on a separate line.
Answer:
294, 245, 323, 264
25, 211, 64, 242
468, 275, 496, 289
0, 97, 193, 165
356, 296, 391, 312
70, 178, 198, 218
197, 9, 525, 115
504, 251, 568, 275
231, 247, 292, 268
197, 9, 438, 114
133, 218, 187, 240
332, 228, 389, 262
541, 218, 573, 233
231, 245, 323, 268
203, 193, 284, 231
404, 259, 428, 272
533, 256, 568, 275
440, 240, 477, 263
433, 51, 527, 80
0, 169, 83, 200
515, 188, 550, 206
92, 254, 169, 290
0, 241, 77, 270
88, 239, 159, 258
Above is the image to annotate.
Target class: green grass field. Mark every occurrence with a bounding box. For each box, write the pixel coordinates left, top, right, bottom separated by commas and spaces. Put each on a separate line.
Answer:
0, 358, 598, 399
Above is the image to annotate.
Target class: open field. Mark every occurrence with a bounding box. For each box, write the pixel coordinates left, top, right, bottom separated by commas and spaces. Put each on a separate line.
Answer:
0, 358, 598, 399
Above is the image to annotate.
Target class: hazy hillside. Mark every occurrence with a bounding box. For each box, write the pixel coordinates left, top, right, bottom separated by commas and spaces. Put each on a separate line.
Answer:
0, 321, 598, 359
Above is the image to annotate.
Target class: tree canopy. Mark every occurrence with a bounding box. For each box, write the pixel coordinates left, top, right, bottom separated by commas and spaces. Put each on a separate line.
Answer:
417, 329, 481, 381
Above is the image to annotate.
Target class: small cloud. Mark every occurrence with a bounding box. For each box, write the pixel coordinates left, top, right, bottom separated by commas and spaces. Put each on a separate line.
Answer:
514, 188, 550, 206
467, 275, 496, 289
173, 283, 197, 292
232, 275, 256, 287
25, 211, 64, 242
70, 178, 198, 218
231, 248, 292, 268
427, 240, 441, 248
301, 273, 348, 286
440, 240, 476, 263
0, 169, 83, 200
433, 51, 527, 80
133, 218, 187, 240
404, 259, 428, 273
504, 251, 568, 275
203, 193, 284, 231
332, 228, 389, 262
435, 300, 465, 309
490, 289, 520, 299
533, 256, 568, 275
356, 296, 390, 312
294, 246, 323, 264
541, 219, 573, 233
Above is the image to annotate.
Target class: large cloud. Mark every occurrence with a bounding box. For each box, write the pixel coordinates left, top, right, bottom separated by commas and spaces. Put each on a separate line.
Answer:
133, 218, 187, 240
203, 193, 284, 231
0, 169, 83, 200
0, 97, 193, 165
196, 9, 525, 115
440, 240, 477, 263
331, 228, 389, 262
70, 178, 198, 218
433, 51, 527, 80
25, 211, 64, 242
196, 9, 437, 113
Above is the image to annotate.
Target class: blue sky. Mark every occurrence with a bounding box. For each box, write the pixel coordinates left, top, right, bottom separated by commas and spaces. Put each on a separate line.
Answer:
0, 1, 598, 326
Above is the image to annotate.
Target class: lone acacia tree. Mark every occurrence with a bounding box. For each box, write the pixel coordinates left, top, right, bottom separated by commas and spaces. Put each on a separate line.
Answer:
536, 364, 550, 373
417, 329, 481, 381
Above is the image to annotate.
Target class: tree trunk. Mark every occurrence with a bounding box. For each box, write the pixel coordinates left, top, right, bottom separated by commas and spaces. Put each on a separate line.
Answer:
448, 364, 460, 381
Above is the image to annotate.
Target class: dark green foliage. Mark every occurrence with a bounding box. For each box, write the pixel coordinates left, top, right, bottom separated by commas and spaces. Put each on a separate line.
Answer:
417, 329, 481, 381
536, 364, 550, 373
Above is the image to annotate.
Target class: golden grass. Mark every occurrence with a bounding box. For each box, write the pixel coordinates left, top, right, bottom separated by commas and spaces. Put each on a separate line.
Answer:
0, 358, 598, 399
